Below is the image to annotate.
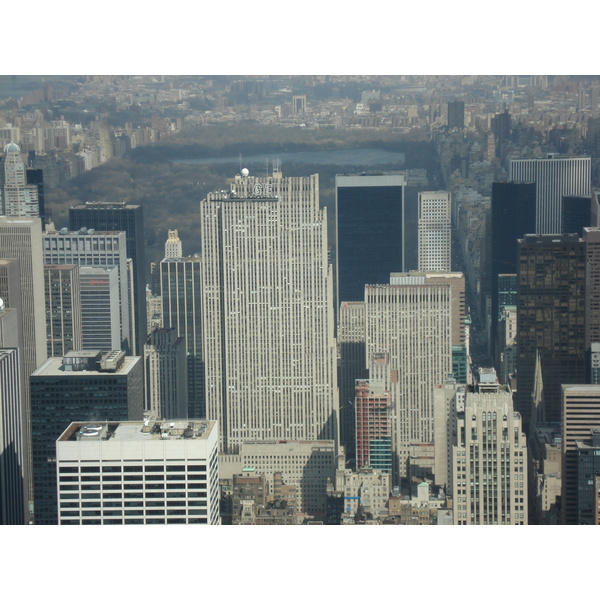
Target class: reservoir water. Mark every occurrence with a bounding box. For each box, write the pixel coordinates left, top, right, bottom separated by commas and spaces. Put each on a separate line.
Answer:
172, 147, 405, 170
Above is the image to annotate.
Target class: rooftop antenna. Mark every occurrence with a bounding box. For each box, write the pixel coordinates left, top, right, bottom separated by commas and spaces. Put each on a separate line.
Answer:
239, 153, 242, 173
265, 157, 269, 177
273, 158, 281, 177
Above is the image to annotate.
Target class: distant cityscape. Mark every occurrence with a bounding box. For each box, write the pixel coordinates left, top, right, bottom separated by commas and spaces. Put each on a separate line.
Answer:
1, 74, 600, 525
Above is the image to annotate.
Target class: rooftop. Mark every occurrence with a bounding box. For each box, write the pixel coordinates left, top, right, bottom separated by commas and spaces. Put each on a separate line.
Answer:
58, 419, 216, 443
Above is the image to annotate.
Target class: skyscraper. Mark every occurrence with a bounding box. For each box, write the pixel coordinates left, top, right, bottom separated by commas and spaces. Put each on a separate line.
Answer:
69, 202, 147, 356
164, 229, 182, 258
30, 350, 143, 524
451, 369, 528, 525
509, 155, 591, 234
160, 255, 203, 419
43, 228, 132, 354
516, 234, 586, 426
355, 353, 392, 472
364, 274, 453, 479
144, 327, 188, 419
584, 227, 600, 352
561, 384, 600, 524
338, 301, 366, 461
562, 195, 594, 235
335, 173, 406, 306
447, 101, 465, 129
0, 216, 47, 523
0, 347, 24, 524
490, 182, 536, 361
0, 143, 40, 218
44, 264, 82, 357
79, 266, 121, 350
0, 217, 47, 375
55, 418, 220, 525
417, 191, 452, 272
201, 170, 338, 452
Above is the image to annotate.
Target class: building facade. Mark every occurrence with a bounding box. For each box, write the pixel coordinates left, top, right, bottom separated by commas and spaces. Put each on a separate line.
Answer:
0, 143, 40, 218
451, 372, 528, 525
160, 256, 203, 419
0, 348, 24, 524
144, 327, 188, 420
508, 156, 591, 234
201, 171, 338, 451
219, 439, 337, 519
561, 384, 600, 524
364, 276, 452, 479
516, 234, 586, 426
55, 418, 219, 525
44, 264, 82, 358
69, 202, 147, 356
417, 191, 451, 272
43, 227, 132, 355
335, 173, 406, 306
30, 350, 143, 524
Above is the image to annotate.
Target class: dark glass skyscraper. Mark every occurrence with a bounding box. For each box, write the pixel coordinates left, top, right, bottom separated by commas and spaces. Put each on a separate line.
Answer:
447, 101, 465, 129
160, 256, 204, 419
516, 234, 586, 427
335, 174, 406, 308
69, 202, 147, 356
30, 351, 143, 524
562, 195, 593, 235
490, 181, 536, 360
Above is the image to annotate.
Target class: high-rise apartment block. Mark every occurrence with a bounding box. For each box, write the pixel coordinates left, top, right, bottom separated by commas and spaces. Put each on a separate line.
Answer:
335, 173, 406, 305
509, 155, 591, 234
144, 327, 188, 420
160, 255, 203, 419
69, 202, 147, 356
201, 171, 338, 451
44, 264, 82, 357
451, 370, 528, 525
516, 234, 586, 426
560, 384, 600, 524
43, 227, 132, 355
30, 350, 143, 524
0, 143, 40, 218
56, 418, 219, 525
417, 191, 451, 272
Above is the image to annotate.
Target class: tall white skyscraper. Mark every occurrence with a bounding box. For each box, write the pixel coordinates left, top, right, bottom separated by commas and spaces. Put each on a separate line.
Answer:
200, 169, 338, 451
364, 274, 453, 478
509, 156, 591, 234
418, 191, 451, 272
0, 143, 40, 218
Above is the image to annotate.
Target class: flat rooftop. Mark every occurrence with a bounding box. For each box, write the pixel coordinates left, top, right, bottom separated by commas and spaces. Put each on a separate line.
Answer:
58, 420, 216, 443
31, 355, 140, 377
